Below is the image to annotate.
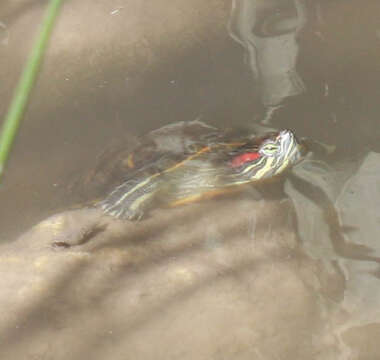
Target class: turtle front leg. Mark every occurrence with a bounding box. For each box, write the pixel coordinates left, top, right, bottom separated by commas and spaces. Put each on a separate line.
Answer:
98, 175, 160, 220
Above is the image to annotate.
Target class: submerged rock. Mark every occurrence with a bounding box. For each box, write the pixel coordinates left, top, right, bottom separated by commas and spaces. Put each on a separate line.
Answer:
0, 197, 344, 359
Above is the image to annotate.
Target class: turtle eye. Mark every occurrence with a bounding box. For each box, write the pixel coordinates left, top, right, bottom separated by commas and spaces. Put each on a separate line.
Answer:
260, 143, 279, 155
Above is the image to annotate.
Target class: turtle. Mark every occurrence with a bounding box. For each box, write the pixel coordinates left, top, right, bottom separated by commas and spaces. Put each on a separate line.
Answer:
88, 120, 306, 221
47, 120, 380, 262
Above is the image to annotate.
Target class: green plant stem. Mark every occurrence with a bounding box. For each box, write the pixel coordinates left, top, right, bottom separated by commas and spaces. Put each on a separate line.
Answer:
0, 0, 63, 181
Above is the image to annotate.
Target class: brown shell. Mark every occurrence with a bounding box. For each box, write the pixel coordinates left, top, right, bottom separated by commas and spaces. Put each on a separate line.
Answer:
69, 120, 228, 202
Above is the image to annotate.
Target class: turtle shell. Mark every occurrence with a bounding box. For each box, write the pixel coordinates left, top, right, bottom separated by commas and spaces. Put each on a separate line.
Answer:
122, 120, 226, 175
99, 120, 282, 185
70, 120, 226, 202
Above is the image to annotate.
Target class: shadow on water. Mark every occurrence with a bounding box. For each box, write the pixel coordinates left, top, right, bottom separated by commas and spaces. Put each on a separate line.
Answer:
288, 173, 380, 264
0, 0, 46, 25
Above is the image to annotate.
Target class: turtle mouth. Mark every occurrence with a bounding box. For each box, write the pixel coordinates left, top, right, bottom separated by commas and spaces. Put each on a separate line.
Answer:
277, 129, 303, 165
277, 129, 293, 142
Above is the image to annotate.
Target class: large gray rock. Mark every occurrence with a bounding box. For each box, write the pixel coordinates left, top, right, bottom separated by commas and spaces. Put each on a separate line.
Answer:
0, 197, 342, 359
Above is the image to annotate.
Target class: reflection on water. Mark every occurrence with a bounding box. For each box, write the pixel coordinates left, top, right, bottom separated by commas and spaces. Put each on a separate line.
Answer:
229, 0, 307, 106
230, 0, 380, 358
1, 0, 380, 359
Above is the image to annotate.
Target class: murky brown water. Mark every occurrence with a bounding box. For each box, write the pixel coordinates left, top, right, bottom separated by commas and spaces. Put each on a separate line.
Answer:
0, 0, 380, 359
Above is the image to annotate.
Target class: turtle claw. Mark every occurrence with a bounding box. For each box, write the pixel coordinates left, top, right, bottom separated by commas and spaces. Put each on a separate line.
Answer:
102, 205, 144, 221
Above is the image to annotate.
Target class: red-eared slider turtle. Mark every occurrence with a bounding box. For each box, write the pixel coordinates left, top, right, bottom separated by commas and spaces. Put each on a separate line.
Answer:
38, 120, 380, 263
89, 120, 305, 220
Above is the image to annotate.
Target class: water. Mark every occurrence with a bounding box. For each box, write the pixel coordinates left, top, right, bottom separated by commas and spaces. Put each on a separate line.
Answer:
0, 0, 380, 359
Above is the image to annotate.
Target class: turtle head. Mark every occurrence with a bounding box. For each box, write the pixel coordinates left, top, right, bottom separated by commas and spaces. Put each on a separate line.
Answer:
261, 129, 302, 161
234, 129, 304, 181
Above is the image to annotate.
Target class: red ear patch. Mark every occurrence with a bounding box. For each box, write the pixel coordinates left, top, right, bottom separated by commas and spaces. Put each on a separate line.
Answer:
231, 152, 261, 167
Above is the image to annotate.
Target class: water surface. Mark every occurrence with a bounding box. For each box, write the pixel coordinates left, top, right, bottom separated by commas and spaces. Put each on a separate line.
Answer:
0, 1, 380, 359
